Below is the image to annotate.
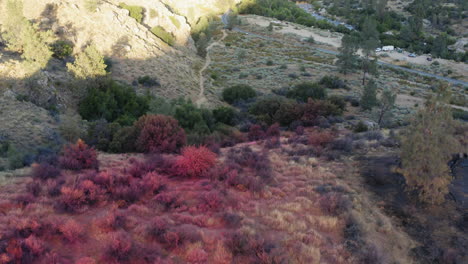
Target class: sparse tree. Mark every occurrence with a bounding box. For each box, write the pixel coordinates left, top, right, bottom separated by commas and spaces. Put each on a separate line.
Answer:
336, 34, 358, 75
376, 88, 396, 126
361, 79, 378, 110
67, 45, 107, 79
359, 17, 380, 85
226, 13, 240, 30
399, 85, 458, 204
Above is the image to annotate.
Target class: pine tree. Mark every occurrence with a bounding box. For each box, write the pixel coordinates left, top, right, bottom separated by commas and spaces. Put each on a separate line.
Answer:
399, 86, 458, 204
336, 34, 358, 75
359, 17, 380, 85
2, 0, 55, 69
376, 88, 396, 126
67, 45, 107, 79
361, 79, 378, 110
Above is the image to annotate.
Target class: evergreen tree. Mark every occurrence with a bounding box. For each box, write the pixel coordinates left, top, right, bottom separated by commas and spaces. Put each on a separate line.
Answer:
2, 0, 55, 69
336, 34, 358, 75
432, 33, 448, 58
376, 88, 396, 126
361, 79, 378, 110
359, 17, 380, 85
399, 85, 458, 204
67, 45, 107, 79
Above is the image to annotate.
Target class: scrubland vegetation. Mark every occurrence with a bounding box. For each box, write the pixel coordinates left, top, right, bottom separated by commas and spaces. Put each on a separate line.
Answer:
0, 0, 467, 263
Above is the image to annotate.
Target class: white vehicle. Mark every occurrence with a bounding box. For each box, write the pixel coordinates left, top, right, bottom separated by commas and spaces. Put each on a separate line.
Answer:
382, 45, 395, 51
375, 48, 382, 52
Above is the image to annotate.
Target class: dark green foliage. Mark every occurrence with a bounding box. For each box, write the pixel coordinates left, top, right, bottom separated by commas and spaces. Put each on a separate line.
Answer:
361, 79, 378, 111
51, 40, 73, 59
327, 95, 346, 113
213, 106, 237, 126
222, 84, 256, 104
79, 80, 149, 125
237, 0, 339, 31
151, 26, 175, 46
249, 96, 301, 126
174, 100, 214, 135
108, 126, 137, 153
287, 82, 327, 102
336, 34, 358, 75
452, 109, 468, 121
119, 3, 144, 23
354, 121, 368, 133
319, 75, 348, 90
138, 76, 160, 87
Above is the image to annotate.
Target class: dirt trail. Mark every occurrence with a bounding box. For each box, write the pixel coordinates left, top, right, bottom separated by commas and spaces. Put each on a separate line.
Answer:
196, 30, 228, 107
396, 94, 468, 111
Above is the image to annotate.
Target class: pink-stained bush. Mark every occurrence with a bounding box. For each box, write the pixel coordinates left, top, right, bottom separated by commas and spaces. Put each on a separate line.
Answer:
79, 180, 103, 205
135, 114, 186, 153
59, 139, 99, 170
26, 180, 42, 197
31, 162, 61, 180
266, 123, 280, 138
295, 125, 305, 135
200, 191, 222, 211
174, 146, 217, 178
23, 235, 45, 256
147, 216, 169, 241
141, 172, 165, 194
186, 248, 208, 264
59, 219, 84, 242
98, 211, 126, 231
104, 232, 133, 262
75, 257, 97, 264
58, 187, 85, 212
318, 192, 345, 215
308, 130, 334, 147
154, 192, 178, 209
248, 124, 265, 141
163, 231, 180, 249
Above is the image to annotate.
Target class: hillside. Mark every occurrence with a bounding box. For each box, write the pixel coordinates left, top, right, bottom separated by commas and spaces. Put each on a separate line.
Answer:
0, 0, 467, 263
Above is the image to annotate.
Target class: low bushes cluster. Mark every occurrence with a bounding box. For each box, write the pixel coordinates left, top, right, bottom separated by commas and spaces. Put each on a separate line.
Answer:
174, 146, 217, 177
79, 79, 149, 126
150, 26, 175, 46
118, 3, 144, 23
59, 139, 98, 170
222, 84, 257, 104
135, 115, 186, 153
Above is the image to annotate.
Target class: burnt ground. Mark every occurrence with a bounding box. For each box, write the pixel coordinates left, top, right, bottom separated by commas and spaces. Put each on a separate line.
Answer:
359, 155, 468, 264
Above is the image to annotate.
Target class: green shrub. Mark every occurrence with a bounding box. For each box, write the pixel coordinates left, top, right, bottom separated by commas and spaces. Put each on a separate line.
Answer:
79, 79, 149, 125
213, 106, 236, 126
119, 3, 144, 23
354, 121, 368, 133
137, 75, 160, 87
452, 109, 468, 121
67, 44, 107, 79
222, 84, 256, 104
170, 16, 181, 29
149, 9, 158, 18
51, 40, 73, 59
287, 82, 327, 101
249, 96, 301, 125
266, 60, 274, 66
150, 26, 175, 46
174, 100, 214, 135
327, 95, 346, 113
85, 0, 101, 12
319, 75, 348, 89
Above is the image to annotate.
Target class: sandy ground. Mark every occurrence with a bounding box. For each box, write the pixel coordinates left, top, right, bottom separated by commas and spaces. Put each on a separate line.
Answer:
242, 15, 468, 82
